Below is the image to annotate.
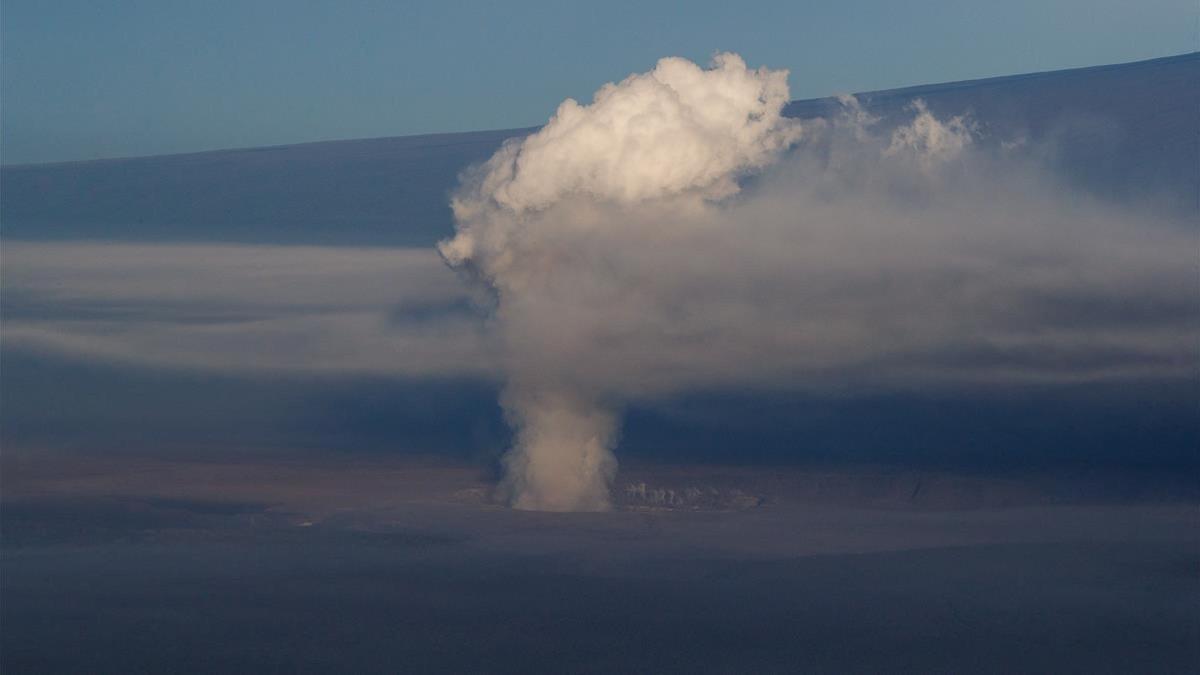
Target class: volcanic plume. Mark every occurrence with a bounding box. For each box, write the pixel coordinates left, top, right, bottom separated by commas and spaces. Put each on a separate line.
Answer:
440, 53, 1196, 511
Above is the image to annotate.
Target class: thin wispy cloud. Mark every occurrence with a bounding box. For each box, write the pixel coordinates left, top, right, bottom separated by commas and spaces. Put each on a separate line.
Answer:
2, 243, 495, 377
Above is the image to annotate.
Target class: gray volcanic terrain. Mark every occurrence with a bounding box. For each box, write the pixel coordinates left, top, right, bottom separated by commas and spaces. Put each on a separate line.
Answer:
3, 456, 1197, 674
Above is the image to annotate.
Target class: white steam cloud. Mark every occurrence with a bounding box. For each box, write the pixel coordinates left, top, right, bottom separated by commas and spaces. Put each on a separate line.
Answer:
441, 54, 804, 510
439, 54, 1197, 511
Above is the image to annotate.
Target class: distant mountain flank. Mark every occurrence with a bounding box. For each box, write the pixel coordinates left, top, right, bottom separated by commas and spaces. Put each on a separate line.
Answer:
3, 52, 1195, 245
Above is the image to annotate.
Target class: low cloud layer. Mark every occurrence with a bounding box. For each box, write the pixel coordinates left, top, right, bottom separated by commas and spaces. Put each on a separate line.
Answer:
2, 243, 493, 377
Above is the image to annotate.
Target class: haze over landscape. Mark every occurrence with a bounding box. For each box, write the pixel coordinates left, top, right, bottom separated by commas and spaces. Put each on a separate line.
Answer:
4, 52, 1196, 475
1, 8, 1197, 670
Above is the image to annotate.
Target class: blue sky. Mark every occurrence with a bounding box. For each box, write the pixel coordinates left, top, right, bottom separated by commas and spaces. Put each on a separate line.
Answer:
3, 0, 1195, 164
